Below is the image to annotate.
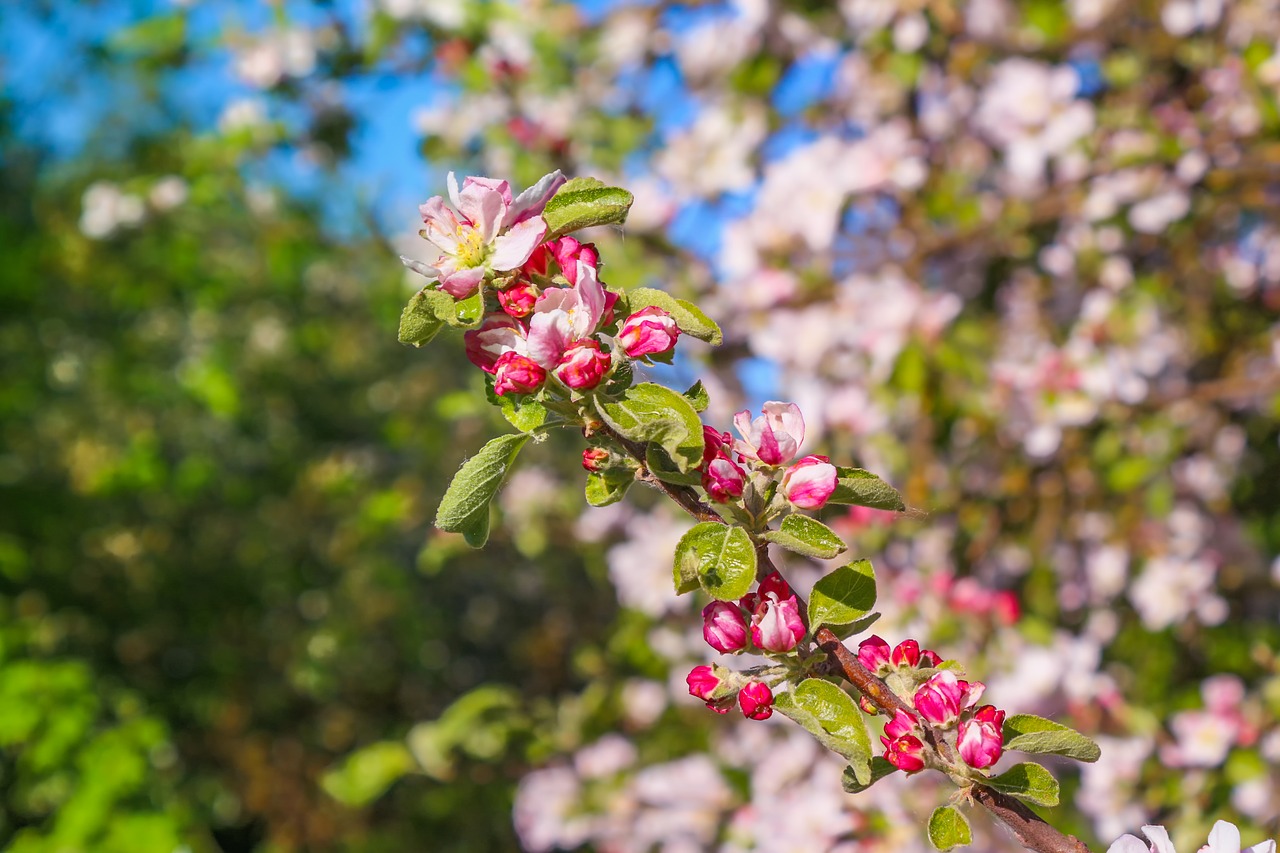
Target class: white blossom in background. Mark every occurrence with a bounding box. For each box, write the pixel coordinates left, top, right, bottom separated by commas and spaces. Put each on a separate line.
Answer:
148, 176, 189, 211
655, 102, 766, 199
80, 181, 146, 239
233, 28, 317, 89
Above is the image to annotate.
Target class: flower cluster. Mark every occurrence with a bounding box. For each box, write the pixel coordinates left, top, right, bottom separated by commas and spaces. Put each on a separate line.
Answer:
699, 571, 805, 656
699, 403, 838, 510
860, 636, 1008, 774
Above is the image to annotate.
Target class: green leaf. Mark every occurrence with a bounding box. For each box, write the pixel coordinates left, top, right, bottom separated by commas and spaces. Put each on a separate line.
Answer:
1002, 715, 1101, 763
672, 522, 756, 601
828, 468, 905, 512
774, 679, 872, 782
760, 514, 847, 559
585, 471, 633, 507
451, 291, 484, 328
928, 806, 973, 851
623, 288, 724, 346
496, 393, 553, 434
986, 762, 1061, 808
321, 741, 415, 807
597, 383, 704, 472
398, 289, 448, 346
683, 380, 710, 412
646, 445, 703, 486
808, 559, 878, 637
434, 433, 530, 547
542, 177, 634, 239
841, 756, 898, 793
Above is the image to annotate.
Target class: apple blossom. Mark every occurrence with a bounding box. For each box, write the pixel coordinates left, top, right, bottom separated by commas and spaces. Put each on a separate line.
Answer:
738, 681, 774, 720
527, 261, 609, 368
702, 456, 746, 503
857, 635, 892, 673
891, 639, 922, 668
757, 571, 792, 601
732, 402, 805, 466
779, 454, 838, 509
498, 280, 540, 318
957, 705, 1005, 769
617, 307, 680, 359
553, 340, 611, 390
884, 709, 918, 740
492, 351, 546, 396
913, 670, 985, 727
750, 593, 805, 653
406, 170, 566, 297
881, 733, 926, 773
581, 447, 610, 472
701, 601, 748, 653
549, 236, 599, 286
464, 315, 528, 373
1106, 821, 1277, 853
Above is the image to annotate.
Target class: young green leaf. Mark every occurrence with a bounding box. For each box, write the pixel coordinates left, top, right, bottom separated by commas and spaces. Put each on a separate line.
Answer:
760, 514, 847, 559
398, 289, 448, 346
986, 762, 1061, 808
774, 679, 873, 783
542, 177, 634, 239
585, 471, 633, 507
451, 291, 484, 327
1002, 715, 1101, 763
646, 445, 703, 486
597, 383, 705, 472
672, 522, 756, 600
828, 468, 906, 512
683, 380, 710, 412
434, 433, 530, 548
497, 394, 553, 433
841, 756, 898, 794
623, 287, 724, 346
928, 806, 972, 851
808, 559, 878, 637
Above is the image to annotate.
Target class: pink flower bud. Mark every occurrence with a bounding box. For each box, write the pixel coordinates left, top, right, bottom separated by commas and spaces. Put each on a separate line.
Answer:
884, 709, 918, 740
732, 402, 805, 466
702, 456, 746, 503
857, 635, 892, 674
780, 454, 838, 509
551, 236, 599, 285
958, 705, 1006, 769
554, 340, 611, 390
751, 593, 806, 653
686, 665, 722, 701
738, 681, 774, 720
703, 426, 733, 462
758, 571, 793, 601
920, 649, 943, 668
464, 315, 525, 373
492, 352, 546, 396
702, 601, 749, 653
913, 671, 967, 727
617, 307, 680, 359
582, 447, 610, 472
498, 280, 539, 318
880, 733, 926, 773
891, 639, 921, 668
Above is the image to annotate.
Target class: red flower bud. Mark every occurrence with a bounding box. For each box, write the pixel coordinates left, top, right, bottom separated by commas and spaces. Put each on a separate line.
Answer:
738, 681, 774, 721
498, 280, 539, 318
891, 639, 921, 668
880, 733, 926, 773
582, 447, 610, 473
857, 635, 892, 674
492, 352, 546, 396
702, 601, 749, 653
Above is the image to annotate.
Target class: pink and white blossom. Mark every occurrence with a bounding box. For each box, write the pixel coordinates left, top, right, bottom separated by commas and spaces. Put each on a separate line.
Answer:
406, 170, 566, 297
750, 593, 805, 653
857, 635, 892, 674
702, 456, 746, 503
733, 402, 806, 466
780, 454, 838, 509
957, 705, 1005, 769
492, 351, 546, 396
617, 306, 680, 359
553, 340, 611, 390
464, 315, 529, 373
913, 670, 985, 727
527, 261, 608, 368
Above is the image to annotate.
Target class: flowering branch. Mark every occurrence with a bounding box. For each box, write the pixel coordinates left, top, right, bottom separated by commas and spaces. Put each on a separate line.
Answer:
399, 170, 1104, 853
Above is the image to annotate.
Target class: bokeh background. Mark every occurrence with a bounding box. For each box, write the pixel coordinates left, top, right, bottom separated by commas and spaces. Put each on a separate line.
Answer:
3, 0, 1280, 851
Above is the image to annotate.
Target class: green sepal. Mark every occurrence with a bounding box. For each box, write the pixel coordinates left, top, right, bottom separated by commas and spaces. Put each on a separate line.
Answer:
928, 805, 972, 851
541, 177, 634, 239
808, 559, 878, 638
1002, 715, 1101, 763
434, 433, 530, 548
622, 287, 723, 346
760, 514, 847, 560
828, 467, 905, 512
774, 679, 873, 784
671, 522, 756, 600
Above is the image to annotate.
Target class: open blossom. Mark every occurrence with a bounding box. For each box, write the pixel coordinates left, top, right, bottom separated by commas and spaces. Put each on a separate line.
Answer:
733, 402, 805, 466
750, 593, 805, 653
957, 705, 1005, 769
528, 261, 608, 368
702, 601, 748, 653
780, 454, 838, 509
492, 352, 546, 396
617, 307, 680, 358
405, 170, 566, 297
1106, 821, 1276, 853
913, 670, 985, 727
738, 681, 774, 720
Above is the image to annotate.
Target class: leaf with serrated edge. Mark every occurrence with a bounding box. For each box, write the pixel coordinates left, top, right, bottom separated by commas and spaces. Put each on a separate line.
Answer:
435, 434, 530, 548
1002, 715, 1101, 763
761, 514, 847, 559
928, 806, 972, 851
775, 679, 872, 783
842, 756, 898, 794
624, 287, 724, 346
498, 394, 552, 433
986, 762, 1060, 808
828, 468, 905, 511
672, 523, 756, 601
542, 178, 633, 239
597, 383, 704, 472
808, 560, 877, 637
